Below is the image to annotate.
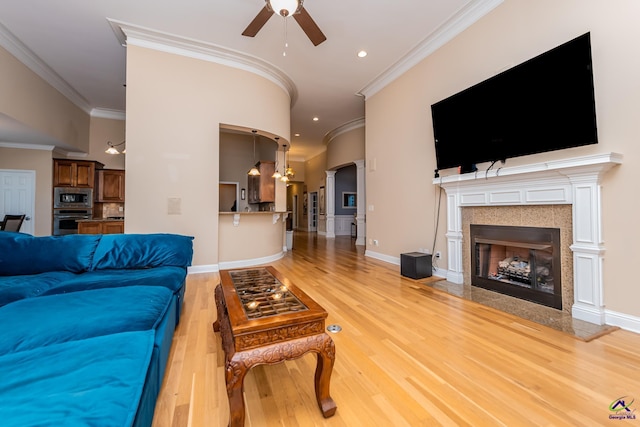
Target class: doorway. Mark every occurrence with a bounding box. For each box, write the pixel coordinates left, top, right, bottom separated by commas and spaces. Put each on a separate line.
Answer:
293, 194, 298, 229
0, 169, 35, 235
219, 182, 239, 212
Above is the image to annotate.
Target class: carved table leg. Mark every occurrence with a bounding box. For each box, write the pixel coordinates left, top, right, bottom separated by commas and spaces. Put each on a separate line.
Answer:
314, 333, 337, 417
226, 356, 250, 427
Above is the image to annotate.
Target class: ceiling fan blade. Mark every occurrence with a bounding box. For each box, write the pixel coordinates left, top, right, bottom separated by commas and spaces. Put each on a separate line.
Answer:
293, 7, 326, 46
242, 5, 274, 37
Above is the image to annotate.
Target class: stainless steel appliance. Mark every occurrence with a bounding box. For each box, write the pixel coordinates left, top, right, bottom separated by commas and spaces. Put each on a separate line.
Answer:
53, 209, 92, 236
53, 187, 93, 209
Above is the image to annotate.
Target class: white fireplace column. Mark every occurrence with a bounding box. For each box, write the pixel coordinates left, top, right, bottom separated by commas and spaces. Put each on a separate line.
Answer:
566, 172, 607, 324
445, 191, 464, 283
435, 153, 622, 325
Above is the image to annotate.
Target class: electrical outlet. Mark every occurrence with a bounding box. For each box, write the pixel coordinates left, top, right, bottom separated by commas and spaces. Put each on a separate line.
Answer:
435, 251, 441, 259
373, 239, 379, 246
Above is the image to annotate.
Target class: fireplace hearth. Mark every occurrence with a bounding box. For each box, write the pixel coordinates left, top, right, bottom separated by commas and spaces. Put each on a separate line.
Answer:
471, 224, 562, 309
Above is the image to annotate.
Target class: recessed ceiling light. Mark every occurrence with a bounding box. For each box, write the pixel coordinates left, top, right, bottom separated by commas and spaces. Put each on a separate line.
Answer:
313, 117, 319, 121
294, 133, 300, 137
357, 50, 367, 58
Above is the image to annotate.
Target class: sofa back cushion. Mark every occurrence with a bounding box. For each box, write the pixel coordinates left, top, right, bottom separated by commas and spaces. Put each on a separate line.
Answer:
91, 233, 194, 270
0, 233, 101, 276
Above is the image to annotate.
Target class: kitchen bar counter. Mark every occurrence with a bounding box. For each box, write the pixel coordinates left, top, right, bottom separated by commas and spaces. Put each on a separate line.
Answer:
218, 211, 289, 269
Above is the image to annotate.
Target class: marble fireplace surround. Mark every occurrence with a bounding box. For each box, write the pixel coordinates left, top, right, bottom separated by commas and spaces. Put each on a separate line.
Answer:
434, 153, 622, 325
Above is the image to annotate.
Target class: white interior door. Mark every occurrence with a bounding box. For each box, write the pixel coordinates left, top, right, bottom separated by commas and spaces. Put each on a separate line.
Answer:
0, 170, 35, 235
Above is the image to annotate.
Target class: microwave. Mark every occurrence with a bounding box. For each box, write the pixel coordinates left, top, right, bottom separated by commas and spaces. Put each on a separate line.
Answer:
53, 187, 93, 209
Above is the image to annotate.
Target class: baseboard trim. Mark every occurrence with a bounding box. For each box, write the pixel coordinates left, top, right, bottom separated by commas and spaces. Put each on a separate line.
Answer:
605, 309, 640, 334
188, 264, 218, 274
365, 250, 400, 265
218, 252, 285, 270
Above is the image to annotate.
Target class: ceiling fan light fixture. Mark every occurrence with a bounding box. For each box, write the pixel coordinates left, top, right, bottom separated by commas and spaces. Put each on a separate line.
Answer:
268, 0, 302, 17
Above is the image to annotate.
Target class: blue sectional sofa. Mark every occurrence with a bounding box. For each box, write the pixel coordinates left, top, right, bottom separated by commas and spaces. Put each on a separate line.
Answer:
0, 232, 194, 427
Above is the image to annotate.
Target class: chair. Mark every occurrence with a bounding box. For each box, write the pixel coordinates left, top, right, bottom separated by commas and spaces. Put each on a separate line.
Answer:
0, 214, 26, 232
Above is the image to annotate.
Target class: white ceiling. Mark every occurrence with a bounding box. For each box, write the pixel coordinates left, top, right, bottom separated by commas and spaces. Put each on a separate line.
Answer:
0, 0, 500, 160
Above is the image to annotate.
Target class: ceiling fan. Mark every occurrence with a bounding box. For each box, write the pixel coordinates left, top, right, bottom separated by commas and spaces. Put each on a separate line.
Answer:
242, 0, 327, 46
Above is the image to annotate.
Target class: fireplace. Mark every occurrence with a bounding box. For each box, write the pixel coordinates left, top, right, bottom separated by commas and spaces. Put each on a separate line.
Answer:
470, 224, 562, 309
434, 153, 622, 325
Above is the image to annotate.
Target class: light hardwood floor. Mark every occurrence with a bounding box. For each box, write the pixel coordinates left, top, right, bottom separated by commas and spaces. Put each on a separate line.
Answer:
152, 232, 640, 426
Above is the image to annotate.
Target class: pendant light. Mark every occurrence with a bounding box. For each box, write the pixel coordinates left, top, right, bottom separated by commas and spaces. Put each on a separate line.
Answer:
280, 144, 290, 182
284, 144, 295, 179
248, 130, 260, 176
105, 140, 126, 155
272, 138, 283, 179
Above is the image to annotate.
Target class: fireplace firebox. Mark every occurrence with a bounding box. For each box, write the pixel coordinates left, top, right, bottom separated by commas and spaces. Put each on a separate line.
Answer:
470, 224, 562, 310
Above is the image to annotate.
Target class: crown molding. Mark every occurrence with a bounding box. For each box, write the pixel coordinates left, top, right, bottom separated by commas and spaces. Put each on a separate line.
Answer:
0, 142, 55, 151
357, 0, 504, 99
0, 22, 92, 113
91, 108, 126, 120
324, 117, 365, 145
108, 19, 298, 107
52, 147, 88, 158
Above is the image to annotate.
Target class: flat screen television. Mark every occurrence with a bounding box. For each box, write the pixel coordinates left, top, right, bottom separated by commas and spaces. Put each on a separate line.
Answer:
431, 32, 598, 173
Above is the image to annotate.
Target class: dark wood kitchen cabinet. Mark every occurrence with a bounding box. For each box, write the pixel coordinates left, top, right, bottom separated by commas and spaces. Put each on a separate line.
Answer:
78, 220, 124, 235
95, 169, 125, 202
53, 159, 102, 188
248, 161, 275, 203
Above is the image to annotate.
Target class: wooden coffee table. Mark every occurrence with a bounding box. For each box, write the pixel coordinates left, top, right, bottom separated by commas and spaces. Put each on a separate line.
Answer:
213, 266, 337, 427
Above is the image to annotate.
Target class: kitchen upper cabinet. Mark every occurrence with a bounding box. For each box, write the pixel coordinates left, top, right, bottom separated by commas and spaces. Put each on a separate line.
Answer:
95, 169, 125, 202
53, 160, 101, 188
248, 161, 275, 203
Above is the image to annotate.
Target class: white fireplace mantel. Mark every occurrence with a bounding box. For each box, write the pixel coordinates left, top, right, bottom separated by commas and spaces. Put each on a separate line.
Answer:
433, 152, 623, 325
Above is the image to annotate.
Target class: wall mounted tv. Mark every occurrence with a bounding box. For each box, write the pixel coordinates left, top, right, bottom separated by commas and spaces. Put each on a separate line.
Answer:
431, 32, 598, 173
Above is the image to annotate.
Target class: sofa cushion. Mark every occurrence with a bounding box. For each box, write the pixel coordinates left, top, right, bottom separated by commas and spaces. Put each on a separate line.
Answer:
0, 271, 76, 307
40, 266, 187, 296
91, 233, 194, 270
0, 331, 154, 427
0, 286, 173, 356
0, 232, 101, 276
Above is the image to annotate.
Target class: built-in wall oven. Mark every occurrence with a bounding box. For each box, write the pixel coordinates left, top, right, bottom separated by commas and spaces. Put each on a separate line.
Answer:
53, 187, 93, 209
53, 209, 92, 236
52, 187, 93, 235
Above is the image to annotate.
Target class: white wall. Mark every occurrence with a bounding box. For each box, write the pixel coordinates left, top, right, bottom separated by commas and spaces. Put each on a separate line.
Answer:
125, 44, 290, 267
365, 0, 640, 319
